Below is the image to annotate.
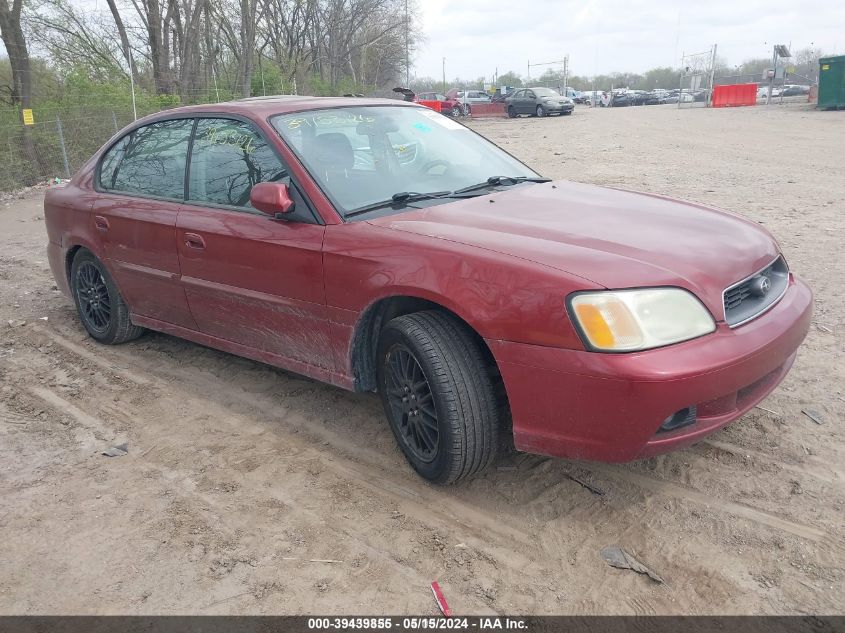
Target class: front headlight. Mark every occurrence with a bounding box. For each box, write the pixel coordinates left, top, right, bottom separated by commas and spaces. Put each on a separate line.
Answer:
568, 288, 715, 352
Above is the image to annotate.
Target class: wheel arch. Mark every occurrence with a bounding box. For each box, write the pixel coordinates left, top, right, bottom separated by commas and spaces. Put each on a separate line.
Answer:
64, 243, 89, 288
349, 294, 501, 395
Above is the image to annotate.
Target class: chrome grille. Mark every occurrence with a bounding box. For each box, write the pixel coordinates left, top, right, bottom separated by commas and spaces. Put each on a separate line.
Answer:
723, 256, 789, 327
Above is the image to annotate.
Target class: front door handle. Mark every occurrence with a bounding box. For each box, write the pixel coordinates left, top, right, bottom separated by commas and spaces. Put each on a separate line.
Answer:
94, 215, 110, 232
184, 232, 206, 250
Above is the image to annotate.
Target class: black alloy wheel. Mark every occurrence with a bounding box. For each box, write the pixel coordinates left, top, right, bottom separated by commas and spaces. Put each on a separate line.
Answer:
384, 343, 439, 463
75, 260, 111, 333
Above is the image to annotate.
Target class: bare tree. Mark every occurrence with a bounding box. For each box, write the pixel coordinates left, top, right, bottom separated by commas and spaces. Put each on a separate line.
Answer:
0, 0, 48, 180
0, 0, 31, 106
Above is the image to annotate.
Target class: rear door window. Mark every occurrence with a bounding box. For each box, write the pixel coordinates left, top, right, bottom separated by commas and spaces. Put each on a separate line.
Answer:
98, 118, 193, 199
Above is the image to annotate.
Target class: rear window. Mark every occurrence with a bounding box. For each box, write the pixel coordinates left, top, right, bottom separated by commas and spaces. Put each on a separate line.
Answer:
99, 119, 193, 199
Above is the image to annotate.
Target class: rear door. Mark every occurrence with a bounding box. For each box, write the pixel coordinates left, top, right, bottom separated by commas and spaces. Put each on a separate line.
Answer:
93, 118, 197, 329
175, 116, 333, 369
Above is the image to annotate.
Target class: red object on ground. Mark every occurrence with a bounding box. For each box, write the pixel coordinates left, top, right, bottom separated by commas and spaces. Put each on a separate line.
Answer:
415, 99, 442, 112
469, 103, 508, 118
44, 97, 812, 466
430, 581, 451, 616
712, 84, 757, 108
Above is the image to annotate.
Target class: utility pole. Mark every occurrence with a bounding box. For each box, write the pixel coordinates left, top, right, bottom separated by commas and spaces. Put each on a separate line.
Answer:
404, 0, 410, 86
562, 54, 569, 95
767, 45, 777, 105
707, 44, 717, 107
442, 57, 446, 93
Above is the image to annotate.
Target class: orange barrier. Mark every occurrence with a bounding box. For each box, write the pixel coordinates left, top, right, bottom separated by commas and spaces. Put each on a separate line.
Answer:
712, 84, 757, 108
416, 100, 442, 112
469, 103, 507, 118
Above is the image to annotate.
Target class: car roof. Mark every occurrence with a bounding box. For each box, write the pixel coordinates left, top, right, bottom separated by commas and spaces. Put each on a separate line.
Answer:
132, 95, 417, 125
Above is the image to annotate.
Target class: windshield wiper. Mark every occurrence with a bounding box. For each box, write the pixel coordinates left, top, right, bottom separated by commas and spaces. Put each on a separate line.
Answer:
452, 176, 551, 195
344, 177, 551, 219
345, 190, 453, 217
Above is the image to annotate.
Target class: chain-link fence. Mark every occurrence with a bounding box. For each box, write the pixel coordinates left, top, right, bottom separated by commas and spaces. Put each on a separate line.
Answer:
0, 106, 171, 192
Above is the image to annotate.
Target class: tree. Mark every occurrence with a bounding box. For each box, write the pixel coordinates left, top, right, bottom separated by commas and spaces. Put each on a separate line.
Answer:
0, 0, 48, 182
0, 0, 31, 107
496, 70, 522, 88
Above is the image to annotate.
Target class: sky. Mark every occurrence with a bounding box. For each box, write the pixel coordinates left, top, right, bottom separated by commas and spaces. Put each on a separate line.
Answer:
415, 0, 844, 81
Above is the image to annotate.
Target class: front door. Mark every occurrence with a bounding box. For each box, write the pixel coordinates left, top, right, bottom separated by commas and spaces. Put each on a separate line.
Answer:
521, 90, 537, 114
93, 118, 197, 329
174, 117, 333, 370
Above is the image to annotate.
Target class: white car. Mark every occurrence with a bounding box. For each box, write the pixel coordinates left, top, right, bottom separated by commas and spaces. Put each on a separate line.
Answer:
450, 90, 492, 105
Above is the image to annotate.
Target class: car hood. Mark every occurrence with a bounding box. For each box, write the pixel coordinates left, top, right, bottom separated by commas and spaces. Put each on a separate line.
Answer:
366, 180, 781, 320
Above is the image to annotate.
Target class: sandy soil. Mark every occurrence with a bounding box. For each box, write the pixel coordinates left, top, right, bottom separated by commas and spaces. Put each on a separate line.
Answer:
1, 102, 843, 615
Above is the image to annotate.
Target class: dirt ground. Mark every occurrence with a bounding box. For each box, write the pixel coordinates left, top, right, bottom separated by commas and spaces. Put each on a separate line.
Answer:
1, 102, 843, 616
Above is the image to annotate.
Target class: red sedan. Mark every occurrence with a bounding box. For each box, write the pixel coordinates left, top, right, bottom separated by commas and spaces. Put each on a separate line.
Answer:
44, 97, 812, 483
413, 91, 465, 116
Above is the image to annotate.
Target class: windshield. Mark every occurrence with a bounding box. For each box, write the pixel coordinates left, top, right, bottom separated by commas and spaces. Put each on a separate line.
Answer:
533, 88, 560, 97
271, 106, 539, 218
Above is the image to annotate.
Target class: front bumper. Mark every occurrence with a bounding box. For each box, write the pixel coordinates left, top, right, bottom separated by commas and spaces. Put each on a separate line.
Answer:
487, 275, 812, 462
545, 103, 574, 114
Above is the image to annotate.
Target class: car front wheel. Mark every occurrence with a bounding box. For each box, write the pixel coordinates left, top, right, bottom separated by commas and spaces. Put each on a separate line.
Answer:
536, 104, 546, 117
71, 249, 144, 344
377, 311, 499, 484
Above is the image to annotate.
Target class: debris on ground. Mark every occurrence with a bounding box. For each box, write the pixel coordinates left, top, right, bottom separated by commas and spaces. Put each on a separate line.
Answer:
801, 409, 824, 425
600, 546, 664, 583
430, 581, 451, 616
7, 319, 26, 328
281, 557, 343, 564
755, 405, 780, 416
101, 443, 129, 457
565, 473, 605, 496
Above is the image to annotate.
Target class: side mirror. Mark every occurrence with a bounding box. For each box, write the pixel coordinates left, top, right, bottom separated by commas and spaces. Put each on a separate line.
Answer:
251, 182, 295, 218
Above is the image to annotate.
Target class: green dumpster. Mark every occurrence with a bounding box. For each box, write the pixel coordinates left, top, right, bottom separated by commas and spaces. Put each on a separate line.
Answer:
818, 55, 845, 110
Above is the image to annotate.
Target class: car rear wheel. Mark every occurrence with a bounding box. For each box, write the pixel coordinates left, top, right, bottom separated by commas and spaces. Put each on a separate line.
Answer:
71, 250, 144, 344
507, 106, 517, 118
536, 104, 546, 117
377, 311, 499, 484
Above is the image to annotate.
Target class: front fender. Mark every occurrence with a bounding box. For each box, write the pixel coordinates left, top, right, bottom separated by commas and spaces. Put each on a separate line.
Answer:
323, 222, 597, 350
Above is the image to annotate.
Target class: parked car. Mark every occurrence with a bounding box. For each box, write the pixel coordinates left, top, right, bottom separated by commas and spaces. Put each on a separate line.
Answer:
414, 91, 464, 116
602, 91, 631, 107
445, 89, 492, 108
628, 90, 650, 105
645, 90, 674, 105
781, 84, 810, 96
505, 87, 575, 117
45, 97, 811, 484
581, 90, 603, 106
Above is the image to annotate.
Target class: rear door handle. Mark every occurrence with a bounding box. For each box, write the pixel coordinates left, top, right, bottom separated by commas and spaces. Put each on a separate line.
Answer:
94, 215, 110, 232
184, 232, 206, 250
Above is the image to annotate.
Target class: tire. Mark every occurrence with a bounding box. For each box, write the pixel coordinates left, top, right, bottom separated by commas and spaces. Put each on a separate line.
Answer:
507, 106, 517, 118
450, 106, 461, 117
563, 110, 573, 116
536, 104, 546, 117
377, 311, 499, 484
71, 249, 144, 344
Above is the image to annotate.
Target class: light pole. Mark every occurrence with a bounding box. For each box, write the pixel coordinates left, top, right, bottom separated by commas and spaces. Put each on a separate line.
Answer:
442, 57, 446, 93
405, 0, 410, 86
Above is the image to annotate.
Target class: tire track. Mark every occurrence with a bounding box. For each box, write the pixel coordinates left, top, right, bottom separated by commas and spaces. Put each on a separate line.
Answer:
587, 463, 828, 542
